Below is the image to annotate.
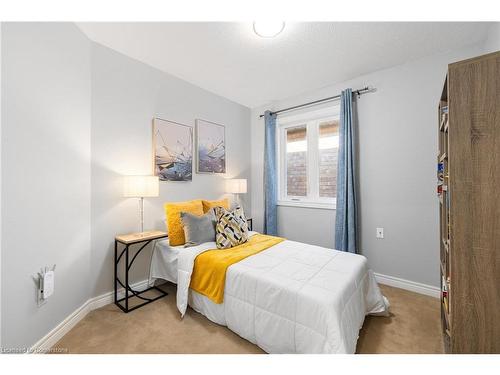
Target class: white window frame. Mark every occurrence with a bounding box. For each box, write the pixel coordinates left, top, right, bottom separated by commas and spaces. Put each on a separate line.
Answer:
276, 105, 340, 210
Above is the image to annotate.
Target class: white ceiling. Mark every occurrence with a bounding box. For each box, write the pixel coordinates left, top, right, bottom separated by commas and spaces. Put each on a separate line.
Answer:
78, 22, 491, 108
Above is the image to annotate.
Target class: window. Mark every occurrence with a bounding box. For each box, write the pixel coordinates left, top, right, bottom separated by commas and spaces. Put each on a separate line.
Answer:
277, 106, 340, 209
285, 125, 307, 197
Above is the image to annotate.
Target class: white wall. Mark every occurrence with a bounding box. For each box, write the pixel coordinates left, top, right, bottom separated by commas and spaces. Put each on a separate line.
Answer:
251, 43, 484, 288
90, 43, 251, 297
1, 23, 91, 348
0, 24, 251, 349
483, 23, 500, 53
0, 22, 3, 349
279, 206, 334, 248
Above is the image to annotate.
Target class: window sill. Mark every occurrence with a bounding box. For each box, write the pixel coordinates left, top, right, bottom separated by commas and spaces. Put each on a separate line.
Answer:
277, 200, 336, 210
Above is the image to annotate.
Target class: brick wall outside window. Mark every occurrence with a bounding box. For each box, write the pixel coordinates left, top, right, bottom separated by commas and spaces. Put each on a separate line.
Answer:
319, 148, 337, 197
286, 151, 307, 196
286, 126, 307, 196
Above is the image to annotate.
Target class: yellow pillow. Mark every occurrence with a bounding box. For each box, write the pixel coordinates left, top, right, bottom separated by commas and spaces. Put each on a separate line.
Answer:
165, 200, 204, 246
202, 198, 230, 213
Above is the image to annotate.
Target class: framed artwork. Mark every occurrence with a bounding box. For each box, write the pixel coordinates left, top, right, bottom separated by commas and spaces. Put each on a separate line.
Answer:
196, 119, 226, 174
153, 118, 193, 181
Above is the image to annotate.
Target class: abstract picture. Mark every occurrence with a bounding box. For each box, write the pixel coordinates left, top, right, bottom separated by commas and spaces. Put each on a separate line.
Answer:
196, 119, 226, 174
153, 118, 193, 181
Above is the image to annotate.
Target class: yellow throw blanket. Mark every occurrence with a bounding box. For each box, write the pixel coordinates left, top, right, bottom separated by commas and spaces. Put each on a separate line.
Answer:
189, 234, 285, 304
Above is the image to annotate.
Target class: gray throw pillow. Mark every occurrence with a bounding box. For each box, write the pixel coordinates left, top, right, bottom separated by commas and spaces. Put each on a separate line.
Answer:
180, 210, 216, 247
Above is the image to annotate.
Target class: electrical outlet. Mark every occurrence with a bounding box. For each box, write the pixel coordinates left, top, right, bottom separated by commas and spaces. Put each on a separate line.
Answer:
376, 227, 384, 239
35, 264, 56, 307
43, 271, 55, 299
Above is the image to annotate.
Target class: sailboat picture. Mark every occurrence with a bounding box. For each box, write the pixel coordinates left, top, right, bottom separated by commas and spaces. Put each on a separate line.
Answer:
153, 118, 193, 181
196, 119, 226, 174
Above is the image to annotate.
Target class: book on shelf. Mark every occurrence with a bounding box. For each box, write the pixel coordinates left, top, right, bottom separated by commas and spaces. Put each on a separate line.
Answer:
437, 163, 444, 188
440, 112, 449, 131
443, 294, 450, 314
443, 276, 451, 315
442, 238, 449, 252
442, 275, 451, 297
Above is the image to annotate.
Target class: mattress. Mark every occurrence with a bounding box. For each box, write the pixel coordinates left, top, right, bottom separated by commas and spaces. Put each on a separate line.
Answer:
149, 238, 234, 324
173, 233, 389, 354
148, 238, 183, 285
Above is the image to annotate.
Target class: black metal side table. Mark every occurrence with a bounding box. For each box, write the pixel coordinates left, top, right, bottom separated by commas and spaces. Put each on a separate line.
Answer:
114, 230, 168, 313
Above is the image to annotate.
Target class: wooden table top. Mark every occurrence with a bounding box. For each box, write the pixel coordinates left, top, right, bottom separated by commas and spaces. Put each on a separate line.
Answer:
115, 230, 168, 244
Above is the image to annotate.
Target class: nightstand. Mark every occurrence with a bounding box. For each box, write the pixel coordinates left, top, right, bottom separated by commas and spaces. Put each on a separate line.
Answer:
114, 230, 168, 313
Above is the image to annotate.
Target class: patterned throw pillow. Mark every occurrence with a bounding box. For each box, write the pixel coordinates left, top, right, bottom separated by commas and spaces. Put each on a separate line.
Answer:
214, 206, 249, 249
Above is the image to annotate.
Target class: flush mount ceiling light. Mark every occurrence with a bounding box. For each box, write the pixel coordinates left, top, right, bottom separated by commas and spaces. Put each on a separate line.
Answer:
253, 21, 285, 38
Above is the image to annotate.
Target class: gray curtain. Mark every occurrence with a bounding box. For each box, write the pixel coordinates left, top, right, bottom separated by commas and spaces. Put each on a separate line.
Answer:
334, 89, 357, 253
264, 110, 278, 235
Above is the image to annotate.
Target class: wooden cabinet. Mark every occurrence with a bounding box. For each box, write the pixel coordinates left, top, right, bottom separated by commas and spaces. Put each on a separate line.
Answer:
438, 51, 500, 353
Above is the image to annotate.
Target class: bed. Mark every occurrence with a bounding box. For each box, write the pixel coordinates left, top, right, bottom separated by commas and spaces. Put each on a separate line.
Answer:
149, 231, 389, 354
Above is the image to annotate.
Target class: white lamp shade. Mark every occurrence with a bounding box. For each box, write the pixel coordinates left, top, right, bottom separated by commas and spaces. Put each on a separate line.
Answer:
226, 179, 247, 194
123, 175, 159, 197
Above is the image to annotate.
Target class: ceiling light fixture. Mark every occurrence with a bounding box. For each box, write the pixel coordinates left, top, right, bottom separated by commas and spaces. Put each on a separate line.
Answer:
253, 21, 285, 38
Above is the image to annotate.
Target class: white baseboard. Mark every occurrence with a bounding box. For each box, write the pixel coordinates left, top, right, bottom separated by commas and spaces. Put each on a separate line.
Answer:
374, 272, 440, 299
31, 279, 150, 352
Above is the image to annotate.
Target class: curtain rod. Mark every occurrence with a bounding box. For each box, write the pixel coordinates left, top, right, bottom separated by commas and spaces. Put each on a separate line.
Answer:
259, 86, 374, 118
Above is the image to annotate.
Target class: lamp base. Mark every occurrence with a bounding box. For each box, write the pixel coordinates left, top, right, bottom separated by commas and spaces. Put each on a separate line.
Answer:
139, 197, 144, 233
234, 193, 242, 209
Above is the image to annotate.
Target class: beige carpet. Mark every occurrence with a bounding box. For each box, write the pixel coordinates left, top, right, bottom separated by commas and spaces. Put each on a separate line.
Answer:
53, 284, 443, 354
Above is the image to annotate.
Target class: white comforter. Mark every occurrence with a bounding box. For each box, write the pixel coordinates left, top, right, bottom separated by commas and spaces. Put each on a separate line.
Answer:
176, 233, 389, 354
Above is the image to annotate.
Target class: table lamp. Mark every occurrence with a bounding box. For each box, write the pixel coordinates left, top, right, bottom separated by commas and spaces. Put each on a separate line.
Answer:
225, 179, 247, 208
123, 175, 159, 233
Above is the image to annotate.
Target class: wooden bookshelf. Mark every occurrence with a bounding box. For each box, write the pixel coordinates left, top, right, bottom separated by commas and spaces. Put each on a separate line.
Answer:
437, 83, 450, 351
438, 51, 500, 354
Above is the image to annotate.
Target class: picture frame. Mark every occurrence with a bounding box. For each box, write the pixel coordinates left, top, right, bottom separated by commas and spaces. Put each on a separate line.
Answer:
152, 117, 193, 182
196, 119, 226, 174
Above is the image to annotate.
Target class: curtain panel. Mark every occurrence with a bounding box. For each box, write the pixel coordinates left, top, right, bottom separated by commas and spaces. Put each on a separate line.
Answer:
264, 110, 278, 235
335, 89, 358, 253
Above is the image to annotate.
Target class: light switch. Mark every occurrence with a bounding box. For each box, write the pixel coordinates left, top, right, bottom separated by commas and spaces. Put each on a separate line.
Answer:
376, 227, 384, 239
